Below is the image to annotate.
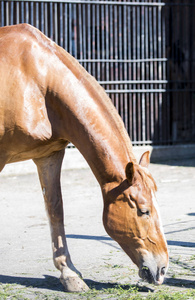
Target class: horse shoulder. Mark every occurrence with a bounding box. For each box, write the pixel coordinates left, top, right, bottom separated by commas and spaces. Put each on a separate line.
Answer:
0, 25, 61, 161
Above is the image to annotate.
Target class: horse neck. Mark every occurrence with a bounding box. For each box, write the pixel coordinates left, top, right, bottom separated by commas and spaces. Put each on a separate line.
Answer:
47, 49, 137, 187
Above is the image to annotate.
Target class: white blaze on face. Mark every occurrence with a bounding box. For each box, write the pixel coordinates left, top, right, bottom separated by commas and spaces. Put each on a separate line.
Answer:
151, 191, 166, 242
138, 184, 168, 284
139, 165, 166, 241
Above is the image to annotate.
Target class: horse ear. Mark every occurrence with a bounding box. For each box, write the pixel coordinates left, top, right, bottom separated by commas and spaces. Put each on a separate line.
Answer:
125, 162, 135, 185
139, 151, 150, 168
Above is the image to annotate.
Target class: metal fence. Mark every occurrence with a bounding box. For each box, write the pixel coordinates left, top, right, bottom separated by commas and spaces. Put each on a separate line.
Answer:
0, 0, 195, 146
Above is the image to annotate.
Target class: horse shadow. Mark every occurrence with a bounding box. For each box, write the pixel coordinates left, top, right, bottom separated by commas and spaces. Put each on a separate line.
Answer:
0, 274, 153, 293
0, 274, 63, 292
0, 274, 194, 293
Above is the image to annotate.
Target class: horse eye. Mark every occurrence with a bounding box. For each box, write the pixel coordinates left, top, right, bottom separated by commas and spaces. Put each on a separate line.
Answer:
145, 210, 150, 216
139, 209, 150, 216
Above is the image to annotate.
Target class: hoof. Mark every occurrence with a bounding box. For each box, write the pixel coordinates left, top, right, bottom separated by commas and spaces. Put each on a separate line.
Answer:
60, 275, 89, 293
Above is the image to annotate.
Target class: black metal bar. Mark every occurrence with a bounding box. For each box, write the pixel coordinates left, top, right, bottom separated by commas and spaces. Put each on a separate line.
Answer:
144, 1, 150, 142
64, 2, 68, 50
54, 2, 58, 44
92, 3, 96, 76
109, 3, 114, 105
158, 4, 162, 142
96, 4, 100, 80
105, 3, 109, 91
105, 88, 195, 93
114, 4, 119, 112
9, 0, 192, 7
68, 2, 72, 55
82, 2, 86, 69
77, 58, 167, 62
132, 3, 137, 143
141, 2, 145, 143
73, 3, 77, 58
137, 3, 141, 143
153, 4, 159, 142
87, 3, 91, 73
101, 4, 105, 80
123, 3, 128, 132
35, 1, 39, 28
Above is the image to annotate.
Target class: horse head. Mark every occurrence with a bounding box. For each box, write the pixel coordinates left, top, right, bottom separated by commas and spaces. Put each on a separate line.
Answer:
103, 151, 168, 285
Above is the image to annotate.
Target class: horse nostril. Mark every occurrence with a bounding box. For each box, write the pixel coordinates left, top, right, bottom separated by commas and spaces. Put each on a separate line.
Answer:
155, 266, 166, 285
161, 266, 166, 276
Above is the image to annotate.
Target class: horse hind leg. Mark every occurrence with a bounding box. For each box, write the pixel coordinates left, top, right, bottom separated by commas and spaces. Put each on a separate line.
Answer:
33, 150, 89, 292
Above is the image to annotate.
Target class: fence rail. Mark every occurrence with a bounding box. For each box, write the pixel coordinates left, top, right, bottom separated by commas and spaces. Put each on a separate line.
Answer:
0, 0, 195, 145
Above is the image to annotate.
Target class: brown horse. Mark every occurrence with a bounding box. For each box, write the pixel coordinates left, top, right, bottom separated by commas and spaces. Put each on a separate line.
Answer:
0, 24, 168, 292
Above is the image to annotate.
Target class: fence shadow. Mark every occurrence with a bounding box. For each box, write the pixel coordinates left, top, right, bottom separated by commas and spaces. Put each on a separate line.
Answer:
66, 234, 120, 251
167, 240, 195, 248
165, 277, 195, 289
150, 150, 195, 167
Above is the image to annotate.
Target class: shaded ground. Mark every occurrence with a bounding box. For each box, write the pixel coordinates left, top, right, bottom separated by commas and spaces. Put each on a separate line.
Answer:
0, 156, 194, 299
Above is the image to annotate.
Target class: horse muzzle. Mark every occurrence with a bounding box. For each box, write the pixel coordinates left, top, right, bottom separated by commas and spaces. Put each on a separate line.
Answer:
139, 263, 167, 285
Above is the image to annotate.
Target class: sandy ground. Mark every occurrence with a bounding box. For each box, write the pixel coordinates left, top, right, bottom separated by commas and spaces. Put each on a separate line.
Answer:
0, 150, 194, 299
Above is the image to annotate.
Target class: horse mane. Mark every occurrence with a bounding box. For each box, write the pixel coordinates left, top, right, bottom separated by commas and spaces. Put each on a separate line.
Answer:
19, 23, 133, 159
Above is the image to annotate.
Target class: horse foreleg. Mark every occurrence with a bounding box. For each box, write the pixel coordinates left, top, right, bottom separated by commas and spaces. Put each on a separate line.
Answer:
33, 150, 89, 292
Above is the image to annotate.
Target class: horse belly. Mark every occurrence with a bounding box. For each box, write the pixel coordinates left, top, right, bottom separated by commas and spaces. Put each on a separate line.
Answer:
0, 135, 68, 165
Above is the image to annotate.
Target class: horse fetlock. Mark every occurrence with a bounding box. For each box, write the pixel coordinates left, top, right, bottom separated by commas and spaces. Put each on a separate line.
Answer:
54, 254, 78, 271
60, 270, 89, 293
54, 255, 66, 271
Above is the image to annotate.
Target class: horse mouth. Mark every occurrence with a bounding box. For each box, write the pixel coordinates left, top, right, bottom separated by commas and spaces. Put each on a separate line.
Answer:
139, 266, 155, 284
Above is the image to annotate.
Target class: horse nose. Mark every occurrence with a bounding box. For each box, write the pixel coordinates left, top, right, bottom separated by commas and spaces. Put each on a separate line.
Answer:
140, 265, 166, 285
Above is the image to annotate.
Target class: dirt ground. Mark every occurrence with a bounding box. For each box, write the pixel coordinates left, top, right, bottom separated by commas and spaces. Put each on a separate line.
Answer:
0, 150, 194, 299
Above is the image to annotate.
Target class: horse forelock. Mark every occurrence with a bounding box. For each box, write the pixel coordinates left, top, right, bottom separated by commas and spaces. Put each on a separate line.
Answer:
136, 166, 157, 192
